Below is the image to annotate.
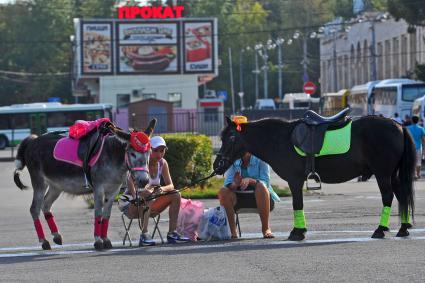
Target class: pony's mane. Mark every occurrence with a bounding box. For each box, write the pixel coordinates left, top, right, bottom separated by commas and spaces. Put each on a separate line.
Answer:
249, 117, 292, 128
220, 117, 293, 139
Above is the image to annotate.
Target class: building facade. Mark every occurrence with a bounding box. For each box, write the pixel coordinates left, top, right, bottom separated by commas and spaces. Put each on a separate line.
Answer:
320, 13, 425, 93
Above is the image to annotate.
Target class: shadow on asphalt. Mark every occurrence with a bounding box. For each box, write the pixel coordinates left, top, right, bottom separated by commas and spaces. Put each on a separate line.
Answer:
0, 238, 353, 264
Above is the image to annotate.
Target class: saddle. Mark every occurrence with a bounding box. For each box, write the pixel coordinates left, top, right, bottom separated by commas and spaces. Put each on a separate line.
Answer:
291, 108, 351, 190
78, 121, 113, 189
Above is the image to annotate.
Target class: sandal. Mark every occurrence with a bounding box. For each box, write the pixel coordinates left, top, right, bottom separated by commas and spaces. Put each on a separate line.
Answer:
263, 231, 275, 239
231, 235, 238, 239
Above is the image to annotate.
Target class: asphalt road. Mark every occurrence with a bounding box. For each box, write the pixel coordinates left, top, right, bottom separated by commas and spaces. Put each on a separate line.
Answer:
1, 155, 425, 282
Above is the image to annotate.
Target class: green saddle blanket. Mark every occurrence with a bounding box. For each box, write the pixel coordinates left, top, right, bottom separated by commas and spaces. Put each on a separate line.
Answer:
294, 121, 352, 157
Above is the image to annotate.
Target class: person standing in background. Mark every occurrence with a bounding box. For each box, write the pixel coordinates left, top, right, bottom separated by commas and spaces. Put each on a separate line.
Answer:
407, 116, 425, 179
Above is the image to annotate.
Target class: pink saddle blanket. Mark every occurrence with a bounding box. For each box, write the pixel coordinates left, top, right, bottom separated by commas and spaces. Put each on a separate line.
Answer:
53, 137, 106, 167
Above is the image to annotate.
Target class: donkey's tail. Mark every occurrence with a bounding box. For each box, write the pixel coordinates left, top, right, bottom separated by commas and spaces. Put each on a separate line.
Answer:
14, 134, 37, 190
398, 127, 416, 222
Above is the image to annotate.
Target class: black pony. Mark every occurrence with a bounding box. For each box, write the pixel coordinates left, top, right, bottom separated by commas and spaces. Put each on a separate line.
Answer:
213, 115, 415, 240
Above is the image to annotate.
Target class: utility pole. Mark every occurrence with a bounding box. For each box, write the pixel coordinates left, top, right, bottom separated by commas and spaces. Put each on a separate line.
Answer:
263, 47, 269, 99
239, 50, 244, 97
276, 39, 284, 100
370, 20, 377, 81
253, 51, 259, 101
302, 36, 309, 82
228, 47, 235, 113
332, 31, 338, 91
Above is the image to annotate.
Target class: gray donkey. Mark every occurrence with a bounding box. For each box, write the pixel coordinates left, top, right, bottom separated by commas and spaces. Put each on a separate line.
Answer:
13, 119, 156, 250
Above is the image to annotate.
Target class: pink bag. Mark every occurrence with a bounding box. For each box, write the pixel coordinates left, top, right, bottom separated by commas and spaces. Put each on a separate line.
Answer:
176, 198, 204, 241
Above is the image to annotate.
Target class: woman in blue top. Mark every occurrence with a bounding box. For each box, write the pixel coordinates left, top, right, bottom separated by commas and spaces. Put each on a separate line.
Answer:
218, 152, 280, 239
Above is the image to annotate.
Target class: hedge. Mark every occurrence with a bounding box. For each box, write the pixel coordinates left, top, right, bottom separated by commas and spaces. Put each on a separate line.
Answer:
161, 133, 213, 189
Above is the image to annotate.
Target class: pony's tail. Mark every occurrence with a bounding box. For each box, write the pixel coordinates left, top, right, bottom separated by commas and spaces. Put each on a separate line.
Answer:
14, 134, 37, 190
398, 127, 416, 222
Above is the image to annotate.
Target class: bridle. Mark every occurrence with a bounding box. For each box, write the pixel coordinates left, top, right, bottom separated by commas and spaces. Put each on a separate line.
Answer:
125, 146, 149, 182
215, 131, 243, 174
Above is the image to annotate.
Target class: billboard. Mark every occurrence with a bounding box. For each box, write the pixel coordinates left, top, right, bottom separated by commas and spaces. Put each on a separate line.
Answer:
117, 22, 180, 74
183, 21, 215, 74
80, 22, 113, 75
76, 18, 217, 76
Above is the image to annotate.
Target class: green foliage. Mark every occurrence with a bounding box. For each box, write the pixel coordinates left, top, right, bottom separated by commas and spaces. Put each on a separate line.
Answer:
415, 64, 425, 82
162, 133, 213, 189
388, 0, 425, 27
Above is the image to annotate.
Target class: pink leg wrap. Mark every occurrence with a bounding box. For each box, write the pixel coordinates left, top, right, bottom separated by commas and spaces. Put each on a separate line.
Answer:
94, 216, 102, 237
44, 212, 59, 234
101, 218, 109, 239
34, 219, 45, 240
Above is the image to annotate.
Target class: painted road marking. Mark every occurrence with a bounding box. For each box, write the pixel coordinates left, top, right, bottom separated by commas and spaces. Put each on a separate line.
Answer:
2, 230, 425, 258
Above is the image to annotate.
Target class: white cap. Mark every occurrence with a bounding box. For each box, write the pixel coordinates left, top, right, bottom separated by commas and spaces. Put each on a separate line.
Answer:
150, 136, 167, 149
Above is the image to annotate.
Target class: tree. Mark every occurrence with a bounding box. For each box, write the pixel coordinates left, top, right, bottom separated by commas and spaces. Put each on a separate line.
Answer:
388, 0, 425, 27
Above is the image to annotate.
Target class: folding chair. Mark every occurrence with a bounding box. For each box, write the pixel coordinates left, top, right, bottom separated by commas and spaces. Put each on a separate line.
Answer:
120, 195, 165, 246
234, 190, 275, 237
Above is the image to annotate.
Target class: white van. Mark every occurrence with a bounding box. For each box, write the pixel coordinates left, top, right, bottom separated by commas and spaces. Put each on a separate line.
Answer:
281, 93, 320, 110
254, 99, 276, 110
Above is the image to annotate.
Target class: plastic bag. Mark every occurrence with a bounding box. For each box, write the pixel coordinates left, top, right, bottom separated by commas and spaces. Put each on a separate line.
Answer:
198, 206, 231, 241
176, 198, 204, 241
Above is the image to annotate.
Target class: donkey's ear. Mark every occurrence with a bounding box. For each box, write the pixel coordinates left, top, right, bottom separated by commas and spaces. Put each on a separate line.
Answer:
112, 128, 131, 142
225, 116, 233, 126
144, 118, 157, 137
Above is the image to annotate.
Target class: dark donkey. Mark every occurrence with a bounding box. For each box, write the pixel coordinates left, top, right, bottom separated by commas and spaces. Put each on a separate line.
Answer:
14, 119, 156, 250
213, 115, 415, 240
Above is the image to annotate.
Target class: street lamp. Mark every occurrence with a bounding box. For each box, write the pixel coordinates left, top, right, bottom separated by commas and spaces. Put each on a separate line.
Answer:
275, 38, 285, 100
256, 41, 275, 99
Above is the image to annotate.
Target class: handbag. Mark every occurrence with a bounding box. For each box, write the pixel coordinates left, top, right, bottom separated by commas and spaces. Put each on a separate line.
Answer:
198, 206, 231, 241
176, 198, 204, 241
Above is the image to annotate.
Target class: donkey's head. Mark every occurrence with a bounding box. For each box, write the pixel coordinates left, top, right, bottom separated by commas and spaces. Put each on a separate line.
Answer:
110, 119, 156, 189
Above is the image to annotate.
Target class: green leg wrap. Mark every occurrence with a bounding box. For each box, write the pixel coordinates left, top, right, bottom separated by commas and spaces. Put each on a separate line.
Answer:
401, 210, 411, 224
293, 210, 307, 229
379, 206, 391, 228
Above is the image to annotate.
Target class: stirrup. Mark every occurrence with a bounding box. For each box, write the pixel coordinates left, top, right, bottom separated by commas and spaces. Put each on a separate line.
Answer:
306, 172, 321, 190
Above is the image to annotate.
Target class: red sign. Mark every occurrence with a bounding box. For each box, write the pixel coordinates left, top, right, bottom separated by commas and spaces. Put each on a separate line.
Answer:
303, 81, 317, 95
200, 102, 222, 107
118, 6, 184, 19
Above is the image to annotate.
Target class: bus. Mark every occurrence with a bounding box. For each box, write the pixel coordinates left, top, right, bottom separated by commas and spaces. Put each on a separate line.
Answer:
0, 102, 113, 149
320, 89, 350, 116
348, 81, 380, 116
373, 79, 425, 118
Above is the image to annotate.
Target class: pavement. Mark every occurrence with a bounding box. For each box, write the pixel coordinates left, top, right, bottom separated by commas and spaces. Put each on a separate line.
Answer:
1, 148, 425, 282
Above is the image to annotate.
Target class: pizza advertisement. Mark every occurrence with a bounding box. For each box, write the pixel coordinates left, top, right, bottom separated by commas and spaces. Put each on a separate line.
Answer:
81, 22, 113, 75
183, 21, 215, 74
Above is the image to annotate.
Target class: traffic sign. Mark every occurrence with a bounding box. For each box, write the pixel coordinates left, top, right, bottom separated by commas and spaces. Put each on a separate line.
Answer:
303, 81, 317, 95
217, 90, 228, 101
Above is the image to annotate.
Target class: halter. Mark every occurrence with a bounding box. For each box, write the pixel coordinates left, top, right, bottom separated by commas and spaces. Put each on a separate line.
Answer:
215, 117, 247, 173
215, 132, 238, 173
125, 134, 150, 187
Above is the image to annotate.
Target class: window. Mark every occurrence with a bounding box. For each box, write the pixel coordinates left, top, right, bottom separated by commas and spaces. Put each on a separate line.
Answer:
117, 94, 130, 108
142, 93, 156, 100
0, 114, 10, 129
65, 111, 89, 125
47, 112, 67, 127
12, 114, 29, 129
204, 108, 218, 122
168, 92, 182, 108
375, 87, 397, 105
402, 85, 425, 102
